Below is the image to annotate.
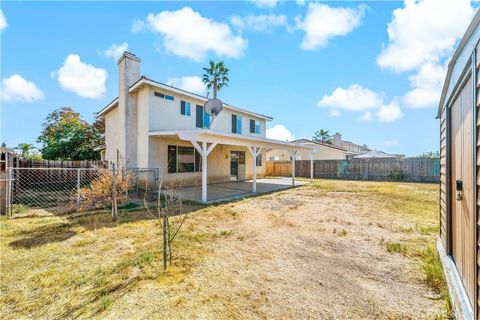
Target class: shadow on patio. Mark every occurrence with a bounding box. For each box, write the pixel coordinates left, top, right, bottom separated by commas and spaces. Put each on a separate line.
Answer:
173, 177, 307, 203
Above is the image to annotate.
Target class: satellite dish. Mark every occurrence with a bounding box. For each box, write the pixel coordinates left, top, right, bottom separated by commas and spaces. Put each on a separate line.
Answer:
204, 98, 223, 116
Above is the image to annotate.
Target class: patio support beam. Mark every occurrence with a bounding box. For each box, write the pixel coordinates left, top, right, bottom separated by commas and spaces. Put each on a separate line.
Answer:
308, 149, 318, 181
247, 146, 262, 194
190, 140, 217, 203
289, 150, 298, 186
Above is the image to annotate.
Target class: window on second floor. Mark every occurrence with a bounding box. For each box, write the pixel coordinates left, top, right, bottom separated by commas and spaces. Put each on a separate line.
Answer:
181, 101, 191, 116
196, 105, 211, 128
154, 91, 175, 101
249, 119, 260, 134
232, 114, 242, 134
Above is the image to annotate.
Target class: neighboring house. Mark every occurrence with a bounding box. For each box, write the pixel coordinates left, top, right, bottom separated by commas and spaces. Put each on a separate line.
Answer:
332, 133, 370, 158
351, 150, 398, 159
436, 10, 480, 320
98, 52, 314, 202
266, 139, 347, 160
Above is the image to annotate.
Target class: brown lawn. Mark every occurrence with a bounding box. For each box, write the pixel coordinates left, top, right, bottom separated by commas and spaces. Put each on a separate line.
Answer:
0, 179, 449, 319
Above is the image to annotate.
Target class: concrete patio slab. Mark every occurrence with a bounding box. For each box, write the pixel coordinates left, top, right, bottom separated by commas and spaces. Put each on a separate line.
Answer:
174, 178, 306, 203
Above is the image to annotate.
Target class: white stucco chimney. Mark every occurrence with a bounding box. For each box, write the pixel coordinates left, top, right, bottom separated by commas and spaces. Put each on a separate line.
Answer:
333, 132, 342, 147
117, 51, 141, 167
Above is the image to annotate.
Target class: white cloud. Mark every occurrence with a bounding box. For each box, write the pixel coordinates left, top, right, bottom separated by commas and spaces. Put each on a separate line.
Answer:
382, 139, 399, 146
103, 42, 128, 61
359, 111, 373, 122
377, 0, 475, 109
231, 14, 288, 32
250, 0, 279, 9
267, 124, 295, 141
403, 62, 447, 108
145, 7, 247, 61
318, 84, 384, 114
296, 3, 366, 50
167, 76, 206, 95
0, 74, 44, 102
296, 0, 306, 6
54, 54, 107, 99
131, 20, 145, 33
319, 84, 403, 122
0, 10, 7, 32
377, 0, 475, 72
376, 101, 403, 123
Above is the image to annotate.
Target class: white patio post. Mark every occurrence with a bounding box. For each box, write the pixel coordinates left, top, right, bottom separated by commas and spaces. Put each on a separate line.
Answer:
289, 150, 297, 186
191, 140, 217, 203
201, 141, 207, 203
247, 146, 261, 194
308, 149, 318, 181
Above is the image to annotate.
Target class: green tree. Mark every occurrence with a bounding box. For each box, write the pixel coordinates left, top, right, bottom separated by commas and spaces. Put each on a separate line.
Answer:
37, 107, 104, 160
312, 129, 333, 144
417, 151, 440, 158
16, 143, 38, 159
202, 60, 229, 98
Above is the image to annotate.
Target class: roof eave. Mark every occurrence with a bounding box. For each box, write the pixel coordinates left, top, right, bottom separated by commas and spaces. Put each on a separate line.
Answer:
437, 9, 480, 119
129, 78, 274, 121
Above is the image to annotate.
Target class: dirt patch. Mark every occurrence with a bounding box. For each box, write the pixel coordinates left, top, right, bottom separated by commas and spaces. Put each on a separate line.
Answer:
105, 182, 445, 319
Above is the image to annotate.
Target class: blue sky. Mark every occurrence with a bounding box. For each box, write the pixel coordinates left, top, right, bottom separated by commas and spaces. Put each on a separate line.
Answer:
1, 1, 477, 156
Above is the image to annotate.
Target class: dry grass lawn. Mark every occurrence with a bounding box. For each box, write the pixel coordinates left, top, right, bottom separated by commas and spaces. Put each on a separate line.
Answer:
0, 179, 449, 319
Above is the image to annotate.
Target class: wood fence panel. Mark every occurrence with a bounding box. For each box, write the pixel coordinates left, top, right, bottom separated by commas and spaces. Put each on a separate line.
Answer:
266, 158, 440, 183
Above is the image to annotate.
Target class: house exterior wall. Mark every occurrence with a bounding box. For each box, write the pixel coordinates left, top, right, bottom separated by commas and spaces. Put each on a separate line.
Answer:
148, 137, 266, 185
147, 87, 266, 138
104, 106, 121, 164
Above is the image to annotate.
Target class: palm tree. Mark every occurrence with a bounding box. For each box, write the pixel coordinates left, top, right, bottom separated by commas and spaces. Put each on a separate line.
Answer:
16, 143, 35, 159
312, 129, 333, 144
202, 60, 229, 98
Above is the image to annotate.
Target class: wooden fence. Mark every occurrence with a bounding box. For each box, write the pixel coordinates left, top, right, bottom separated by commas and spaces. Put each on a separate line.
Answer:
266, 158, 440, 183
16, 159, 108, 168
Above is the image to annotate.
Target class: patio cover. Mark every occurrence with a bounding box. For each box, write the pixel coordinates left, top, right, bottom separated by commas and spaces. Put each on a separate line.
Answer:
149, 129, 318, 203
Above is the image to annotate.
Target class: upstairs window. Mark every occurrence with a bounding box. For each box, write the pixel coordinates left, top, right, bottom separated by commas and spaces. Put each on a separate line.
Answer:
232, 114, 242, 134
181, 101, 191, 116
196, 105, 204, 128
196, 105, 211, 128
154, 91, 174, 101
204, 111, 211, 128
250, 119, 260, 134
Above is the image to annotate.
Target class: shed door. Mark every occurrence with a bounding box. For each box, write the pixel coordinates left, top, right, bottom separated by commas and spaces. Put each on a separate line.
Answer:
451, 74, 475, 306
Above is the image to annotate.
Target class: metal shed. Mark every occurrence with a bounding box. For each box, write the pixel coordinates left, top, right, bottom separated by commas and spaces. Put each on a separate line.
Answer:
437, 10, 480, 320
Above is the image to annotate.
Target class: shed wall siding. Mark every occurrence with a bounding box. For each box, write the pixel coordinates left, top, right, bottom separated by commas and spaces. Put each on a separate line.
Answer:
440, 104, 448, 248
476, 41, 480, 319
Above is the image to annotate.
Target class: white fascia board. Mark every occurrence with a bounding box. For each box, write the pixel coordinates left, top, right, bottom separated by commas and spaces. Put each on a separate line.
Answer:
149, 129, 316, 151
97, 98, 119, 116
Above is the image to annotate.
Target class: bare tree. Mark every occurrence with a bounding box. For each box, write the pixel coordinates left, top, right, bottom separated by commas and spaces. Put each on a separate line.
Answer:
79, 164, 133, 221
144, 177, 194, 270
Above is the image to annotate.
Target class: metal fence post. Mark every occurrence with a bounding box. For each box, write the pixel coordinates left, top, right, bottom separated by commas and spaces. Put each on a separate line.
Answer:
76, 168, 81, 209
7, 167, 13, 219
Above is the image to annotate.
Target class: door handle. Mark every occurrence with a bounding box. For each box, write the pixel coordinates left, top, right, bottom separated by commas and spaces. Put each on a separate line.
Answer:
456, 179, 463, 201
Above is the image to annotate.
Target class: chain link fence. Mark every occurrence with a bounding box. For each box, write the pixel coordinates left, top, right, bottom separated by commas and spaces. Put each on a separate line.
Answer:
5, 167, 159, 217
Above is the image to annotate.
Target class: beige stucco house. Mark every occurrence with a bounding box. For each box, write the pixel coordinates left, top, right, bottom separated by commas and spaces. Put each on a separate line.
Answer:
266, 139, 347, 161
98, 52, 315, 202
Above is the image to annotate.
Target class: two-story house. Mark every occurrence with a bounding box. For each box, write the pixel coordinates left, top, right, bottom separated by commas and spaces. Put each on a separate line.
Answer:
98, 52, 314, 202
